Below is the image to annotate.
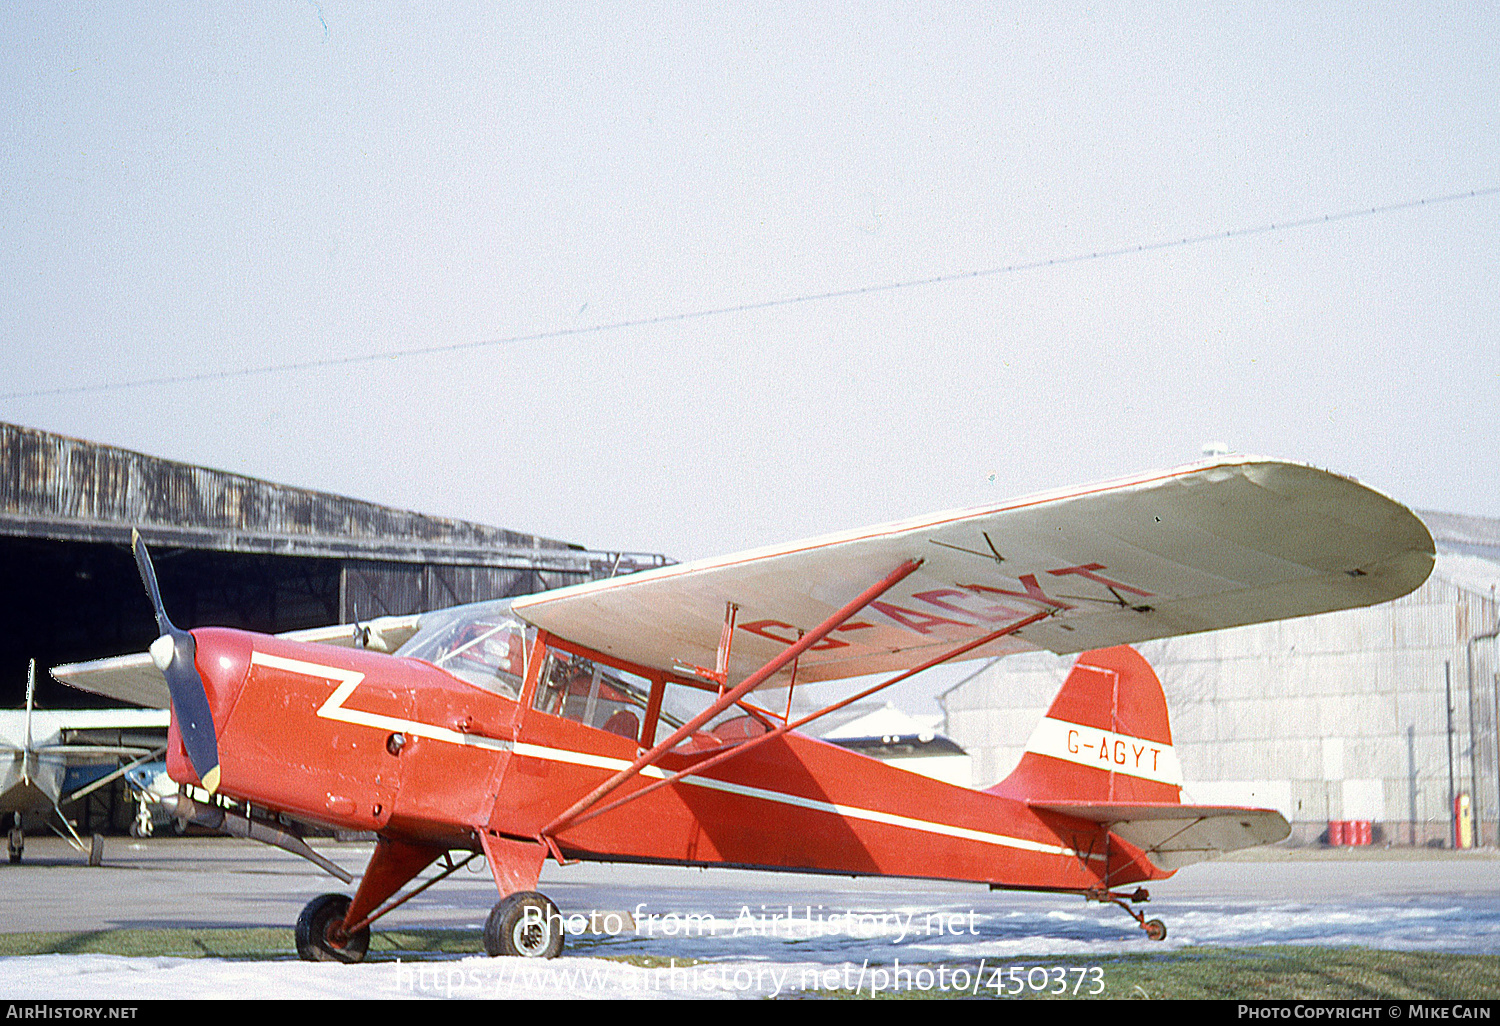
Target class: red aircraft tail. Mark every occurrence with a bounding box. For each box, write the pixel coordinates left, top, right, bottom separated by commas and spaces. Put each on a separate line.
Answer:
988, 645, 1292, 874
986, 645, 1182, 805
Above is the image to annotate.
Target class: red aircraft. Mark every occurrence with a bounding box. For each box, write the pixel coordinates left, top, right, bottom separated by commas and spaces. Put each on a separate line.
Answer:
55, 457, 1434, 961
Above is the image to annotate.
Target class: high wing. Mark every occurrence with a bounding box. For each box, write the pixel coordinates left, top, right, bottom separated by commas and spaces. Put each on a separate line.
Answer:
51, 614, 423, 708
512, 457, 1433, 686
52, 457, 1433, 704
1031, 801, 1292, 871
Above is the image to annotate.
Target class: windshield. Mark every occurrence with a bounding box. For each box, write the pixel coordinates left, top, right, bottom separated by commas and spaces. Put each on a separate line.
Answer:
396, 599, 534, 698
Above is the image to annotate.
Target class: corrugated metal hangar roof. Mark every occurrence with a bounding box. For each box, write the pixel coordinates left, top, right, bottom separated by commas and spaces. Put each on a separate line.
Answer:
0, 421, 659, 573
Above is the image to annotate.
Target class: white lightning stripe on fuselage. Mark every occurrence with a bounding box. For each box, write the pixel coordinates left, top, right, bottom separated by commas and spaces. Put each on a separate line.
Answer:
1023, 716, 1182, 786
250, 651, 1099, 862
511, 741, 1102, 861
250, 651, 514, 753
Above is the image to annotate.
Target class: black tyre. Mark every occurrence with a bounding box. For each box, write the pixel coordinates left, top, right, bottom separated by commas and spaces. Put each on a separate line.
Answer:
1144, 918, 1167, 942
483, 891, 564, 958
295, 893, 370, 963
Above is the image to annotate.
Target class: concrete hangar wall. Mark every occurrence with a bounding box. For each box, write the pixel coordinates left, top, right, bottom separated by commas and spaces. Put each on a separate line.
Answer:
940, 511, 1500, 847
1, 422, 670, 709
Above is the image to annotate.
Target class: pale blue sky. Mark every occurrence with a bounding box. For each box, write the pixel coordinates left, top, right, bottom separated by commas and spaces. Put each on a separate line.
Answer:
3, 3, 1496, 564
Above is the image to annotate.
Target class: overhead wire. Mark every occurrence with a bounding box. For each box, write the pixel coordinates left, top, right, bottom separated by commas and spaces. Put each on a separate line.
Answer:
4, 185, 1497, 401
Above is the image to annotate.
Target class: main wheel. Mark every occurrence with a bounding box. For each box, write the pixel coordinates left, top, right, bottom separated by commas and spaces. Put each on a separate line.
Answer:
1144, 918, 1167, 942
295, 893, 370, 963
484, 891, 564, 958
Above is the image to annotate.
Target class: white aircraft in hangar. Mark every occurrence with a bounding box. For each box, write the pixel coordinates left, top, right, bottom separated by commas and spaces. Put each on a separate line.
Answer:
0, 661, 169, 863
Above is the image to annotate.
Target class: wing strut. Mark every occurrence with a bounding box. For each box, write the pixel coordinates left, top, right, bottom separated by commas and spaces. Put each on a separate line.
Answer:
539, 558, 924, 839
556, 608, 1053, 833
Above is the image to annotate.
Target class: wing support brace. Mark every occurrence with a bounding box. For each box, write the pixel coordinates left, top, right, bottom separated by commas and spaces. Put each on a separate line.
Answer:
539, 558, 925, 839
557, 608, 1054, 833
674, 601, 739, 688
342, 849, 484, 936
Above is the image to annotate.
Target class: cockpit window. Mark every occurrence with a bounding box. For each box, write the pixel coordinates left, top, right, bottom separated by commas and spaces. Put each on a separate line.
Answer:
653, 679, 771, 751
396, 599, 532, 698
533, 649, 652, 742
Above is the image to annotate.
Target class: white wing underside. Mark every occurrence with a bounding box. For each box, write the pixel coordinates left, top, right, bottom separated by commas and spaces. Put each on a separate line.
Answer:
512, 457, 1433, 686
52, 457, 1433, 704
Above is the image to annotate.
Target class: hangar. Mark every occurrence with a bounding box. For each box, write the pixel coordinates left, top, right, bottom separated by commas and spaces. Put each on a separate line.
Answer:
940, 508, 1500, 848
2, 421, 669, 711
1, 421, 669, 838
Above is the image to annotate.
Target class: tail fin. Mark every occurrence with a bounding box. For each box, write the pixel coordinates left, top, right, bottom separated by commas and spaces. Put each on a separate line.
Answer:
987, 646, 1181, 804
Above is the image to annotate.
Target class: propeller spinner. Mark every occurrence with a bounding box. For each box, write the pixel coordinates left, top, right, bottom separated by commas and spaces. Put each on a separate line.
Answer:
131, 529, 221, 794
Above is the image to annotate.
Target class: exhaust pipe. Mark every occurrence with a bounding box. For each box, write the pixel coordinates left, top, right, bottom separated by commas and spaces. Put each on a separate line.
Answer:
161, 793, 352, 883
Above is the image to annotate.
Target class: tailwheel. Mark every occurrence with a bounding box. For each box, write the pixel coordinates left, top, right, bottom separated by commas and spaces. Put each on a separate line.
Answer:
296, 893, 370, 963
1087, 886, 1168, 942
484, 891, 564, 958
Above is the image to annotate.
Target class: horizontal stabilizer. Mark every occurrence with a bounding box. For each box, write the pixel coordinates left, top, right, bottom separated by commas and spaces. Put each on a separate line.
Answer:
1031, 801, 1290, 871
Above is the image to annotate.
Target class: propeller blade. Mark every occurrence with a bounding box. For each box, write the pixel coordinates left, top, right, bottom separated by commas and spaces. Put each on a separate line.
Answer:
131, 530, 221, 793
131, 529, 175, 637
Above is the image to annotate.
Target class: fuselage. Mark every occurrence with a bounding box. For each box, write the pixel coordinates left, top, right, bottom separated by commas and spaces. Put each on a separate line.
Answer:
174, 619, 1168, 895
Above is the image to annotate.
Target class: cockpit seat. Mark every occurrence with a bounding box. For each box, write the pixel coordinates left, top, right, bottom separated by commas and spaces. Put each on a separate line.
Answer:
602, 710, 639, 741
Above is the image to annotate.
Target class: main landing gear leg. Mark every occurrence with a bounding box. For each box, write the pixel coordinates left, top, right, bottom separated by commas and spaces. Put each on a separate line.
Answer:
478, 832, 561, 958
295, 836, 445, 963
1087, 887, 1167, 941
